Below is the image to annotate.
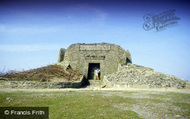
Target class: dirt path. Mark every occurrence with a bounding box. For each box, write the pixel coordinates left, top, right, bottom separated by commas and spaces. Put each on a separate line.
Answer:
0, 87, 190, 94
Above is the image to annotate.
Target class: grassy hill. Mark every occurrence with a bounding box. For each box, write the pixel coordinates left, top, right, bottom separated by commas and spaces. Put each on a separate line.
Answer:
1, 65, 82, 82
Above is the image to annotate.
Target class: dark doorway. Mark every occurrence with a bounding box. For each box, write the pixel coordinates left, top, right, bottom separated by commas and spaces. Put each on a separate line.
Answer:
88, 63, 100, 79
126, 57, 132, 64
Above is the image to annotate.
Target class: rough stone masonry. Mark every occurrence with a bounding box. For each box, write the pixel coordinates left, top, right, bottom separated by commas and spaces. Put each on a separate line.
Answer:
58, 43, 132, 79
58, 43, 186, 88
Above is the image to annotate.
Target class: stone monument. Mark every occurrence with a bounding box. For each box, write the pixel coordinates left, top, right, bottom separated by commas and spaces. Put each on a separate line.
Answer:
58, 43, 132, 80
58, 43, 186, 88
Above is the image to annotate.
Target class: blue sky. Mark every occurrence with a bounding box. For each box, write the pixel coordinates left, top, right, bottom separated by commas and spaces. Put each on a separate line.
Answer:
0, 0, 190, 81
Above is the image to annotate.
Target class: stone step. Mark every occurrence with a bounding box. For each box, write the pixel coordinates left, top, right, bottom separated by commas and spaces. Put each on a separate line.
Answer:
86, 80, 106, 88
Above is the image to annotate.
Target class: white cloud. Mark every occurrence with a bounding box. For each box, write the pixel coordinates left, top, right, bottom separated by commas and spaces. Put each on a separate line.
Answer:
0, 44, 68, 52
94, 9, 107, 21
65, 4, 108, 23
0, 25, 59, 34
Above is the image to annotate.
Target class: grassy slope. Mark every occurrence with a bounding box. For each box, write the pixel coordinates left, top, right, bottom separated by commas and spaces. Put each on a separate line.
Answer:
0, 90, 190, 119
2, 65, 82, 82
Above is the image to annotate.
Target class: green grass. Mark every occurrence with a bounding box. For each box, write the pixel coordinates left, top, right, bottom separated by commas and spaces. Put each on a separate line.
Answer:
0, 90, 190, 119
0, 91, 141, 119
165, 92, 190, 118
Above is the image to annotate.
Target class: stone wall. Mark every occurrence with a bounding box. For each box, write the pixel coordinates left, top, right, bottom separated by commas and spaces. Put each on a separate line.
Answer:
0, 76, 86, 89
58, 48, 66, 62
59, 43, 132, 79
103, 63, 186, 88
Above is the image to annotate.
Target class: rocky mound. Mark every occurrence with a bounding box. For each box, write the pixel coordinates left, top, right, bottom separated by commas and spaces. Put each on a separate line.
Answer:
1, 65, 82, 82
104, 63, 186, 88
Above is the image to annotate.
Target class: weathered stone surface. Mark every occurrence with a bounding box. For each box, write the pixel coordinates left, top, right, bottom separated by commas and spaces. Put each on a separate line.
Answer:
103, 63, 186, 88
58, 43, 132, 79
58, 48, 66, 62
57, 43, 186, 89
0, 76, 87, 89
0, 81, 82, 88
